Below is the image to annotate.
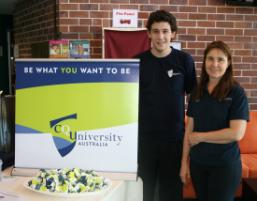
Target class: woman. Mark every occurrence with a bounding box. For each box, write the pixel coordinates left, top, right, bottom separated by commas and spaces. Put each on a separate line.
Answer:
180, 41, 249, 201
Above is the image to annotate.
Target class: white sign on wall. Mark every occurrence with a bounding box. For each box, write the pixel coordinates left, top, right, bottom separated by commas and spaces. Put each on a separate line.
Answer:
112, 9, 138, 28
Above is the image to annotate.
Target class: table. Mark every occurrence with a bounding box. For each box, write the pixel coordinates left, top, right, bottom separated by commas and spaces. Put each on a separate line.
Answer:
0, 167, 143, 201
242, 178, 257, 201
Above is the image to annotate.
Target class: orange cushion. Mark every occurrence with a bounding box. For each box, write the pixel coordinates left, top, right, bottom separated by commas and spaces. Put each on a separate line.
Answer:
241, 160, 249, 178
239, 111, 257, 154
241, 154, 257, 178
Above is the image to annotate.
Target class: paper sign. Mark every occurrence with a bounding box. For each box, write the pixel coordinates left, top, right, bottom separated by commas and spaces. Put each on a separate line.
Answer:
113, 9, 138, 28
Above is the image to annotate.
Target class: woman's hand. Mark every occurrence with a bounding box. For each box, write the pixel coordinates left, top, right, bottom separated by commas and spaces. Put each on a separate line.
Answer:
188, 132, 201, 146
180, 160, 190, 184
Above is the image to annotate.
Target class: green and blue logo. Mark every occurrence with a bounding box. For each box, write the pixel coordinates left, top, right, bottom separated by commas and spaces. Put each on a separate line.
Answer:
50, 113, 77, 157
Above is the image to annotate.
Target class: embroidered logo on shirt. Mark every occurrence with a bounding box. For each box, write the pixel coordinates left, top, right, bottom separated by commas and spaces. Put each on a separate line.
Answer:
224, 97, 232, 101
167, 69, 181, 78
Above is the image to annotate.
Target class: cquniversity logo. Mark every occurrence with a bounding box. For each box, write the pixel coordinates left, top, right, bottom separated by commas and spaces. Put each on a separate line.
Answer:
49, 113, 77, 157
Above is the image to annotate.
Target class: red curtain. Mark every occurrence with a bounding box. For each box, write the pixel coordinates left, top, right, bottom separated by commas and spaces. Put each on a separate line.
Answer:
104, 29, 150, 58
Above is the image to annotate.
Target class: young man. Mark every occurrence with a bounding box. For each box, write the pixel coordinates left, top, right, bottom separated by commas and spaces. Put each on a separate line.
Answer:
135, 10, 196, 201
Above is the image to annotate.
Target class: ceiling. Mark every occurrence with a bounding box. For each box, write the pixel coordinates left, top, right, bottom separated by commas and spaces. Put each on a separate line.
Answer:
0, 0, 19, 15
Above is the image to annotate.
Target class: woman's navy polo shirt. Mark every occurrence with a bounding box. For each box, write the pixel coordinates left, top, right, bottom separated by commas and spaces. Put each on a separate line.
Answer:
187, 84, 249, 166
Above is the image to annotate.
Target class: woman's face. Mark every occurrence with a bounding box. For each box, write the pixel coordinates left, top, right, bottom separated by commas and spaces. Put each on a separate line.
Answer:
205, 48, 230, 81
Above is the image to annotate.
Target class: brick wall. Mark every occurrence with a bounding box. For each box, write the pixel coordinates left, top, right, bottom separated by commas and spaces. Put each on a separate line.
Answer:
13, 0, 257, 110
13, 0, 56, 57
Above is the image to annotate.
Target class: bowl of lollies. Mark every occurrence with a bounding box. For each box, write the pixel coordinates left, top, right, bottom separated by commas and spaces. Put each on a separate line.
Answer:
24, 168, 111, 197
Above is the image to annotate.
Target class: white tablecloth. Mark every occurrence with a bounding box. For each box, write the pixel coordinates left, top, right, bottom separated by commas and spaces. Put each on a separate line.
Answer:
0, 168, 143, 201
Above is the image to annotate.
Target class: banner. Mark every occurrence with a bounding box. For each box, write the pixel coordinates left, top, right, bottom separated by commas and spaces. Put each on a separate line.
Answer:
15, 59, 139, 174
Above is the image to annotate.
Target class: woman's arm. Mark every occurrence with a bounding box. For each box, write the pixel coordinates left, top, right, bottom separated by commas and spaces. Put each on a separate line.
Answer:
180, 116, 194, 184
188, 120, 247, 145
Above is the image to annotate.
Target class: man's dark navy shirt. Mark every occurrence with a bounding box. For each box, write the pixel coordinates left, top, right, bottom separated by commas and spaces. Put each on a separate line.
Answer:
136, 48, 196, 142
187, 84, 249, 166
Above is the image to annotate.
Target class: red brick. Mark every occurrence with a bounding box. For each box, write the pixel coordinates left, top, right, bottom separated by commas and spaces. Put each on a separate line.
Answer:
130, 0, 148, 3
178, 35, 196, 41
70, 26, 89, 32
174, 13, 189, 20
59, 11, 69, 18
216, 21, 233, 28
232, 57, 242, 63
90, 26, 102, 33
226, 14, 244, 21
138, 12, 149, 19
250, 104, 257, 111
245, 29, 257, 36
177, 28, 186, 34
250, 90, 257, 97
79, 33, 93, 39
59, 26, 69, 32
188, 0, 206, 5
216, 36, 234, 42
140, 5, 159, 11
248, 98, 257, 104
59, 4, 78, 11
100, 4, 120, 10
208, 14, 225, 20
90, 11, 109, 18
198, 6, 216, 13
234, 22, 253, 29
70, 0, 89, 2
189, 13, 207, 20
234, 50, 252, 56
160, 6, 178, 12
80, 4, 99, 10
178, 20, 196, 27
59, 18, 79, 25
197, 21, 215, 27
187, 42, 206, 49
70, 11, 89, 18
227, 42, 244, 49
245, 15, 257, 21
120, 5, 139, 9
150, 0, 168, 4
207, 28, 224, 35
243, 57, 257, 63
234, 63, 251, 70
179, 6, 197, 12
234, 70, 242, 76
235, 7, 254, 14
243, 71, 257, 76
217, 7, 235, 13
92, 0, 109, 3
208, 0, 224, 5
234, 77, 250, 83
188, 28, 206, 35
90, 39, 102, 47
186, 48, 196, 55
197, 35, 215, 42
169, 0, 188, 5
103, 19, 112, 27
92, 19, 102, 26
110, 0, 129, 3
225, 29, 243, 36
196, 49, 204, 55
61, 33, 79, 39
80, 19, 91, 25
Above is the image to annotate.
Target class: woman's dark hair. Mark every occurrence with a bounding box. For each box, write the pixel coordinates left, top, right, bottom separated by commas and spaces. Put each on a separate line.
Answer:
192, 41, 237, 101
146, 10, 177, 32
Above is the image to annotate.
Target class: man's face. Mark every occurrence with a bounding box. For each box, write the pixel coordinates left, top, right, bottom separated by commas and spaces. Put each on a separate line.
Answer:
148, 22, 176, 56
